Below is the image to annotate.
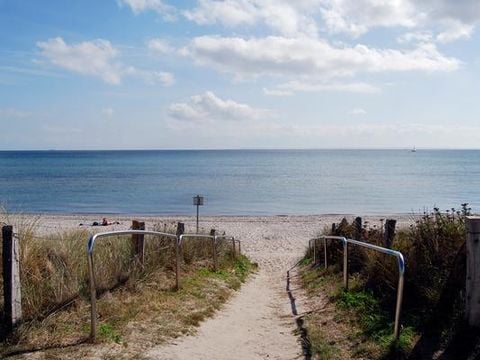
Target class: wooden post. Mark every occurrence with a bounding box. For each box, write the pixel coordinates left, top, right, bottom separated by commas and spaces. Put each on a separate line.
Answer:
131, 220, 145, 266
331, 223, 336, 235
176, 222, 185, 237
2, 225, 22, 332
210, 229, 217, 270
175, 222, 184, 290
466, 217, 480, 326
384, 219, 397, 248
354, 217, 362, 240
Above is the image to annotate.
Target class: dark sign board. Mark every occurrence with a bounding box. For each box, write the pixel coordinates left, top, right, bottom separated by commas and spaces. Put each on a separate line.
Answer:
193, 195, 204, 206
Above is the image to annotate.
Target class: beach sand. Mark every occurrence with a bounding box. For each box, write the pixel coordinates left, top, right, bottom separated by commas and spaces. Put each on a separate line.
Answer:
11, 214, 415, 359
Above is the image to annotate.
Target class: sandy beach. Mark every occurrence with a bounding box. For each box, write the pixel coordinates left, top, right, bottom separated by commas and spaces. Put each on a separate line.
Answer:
10, 214, 414, 359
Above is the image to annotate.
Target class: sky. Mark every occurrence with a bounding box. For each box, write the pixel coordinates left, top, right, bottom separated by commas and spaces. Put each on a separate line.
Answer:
1, 0, 480, 150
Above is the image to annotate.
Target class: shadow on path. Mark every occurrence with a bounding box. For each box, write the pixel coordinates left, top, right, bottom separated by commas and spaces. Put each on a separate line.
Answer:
286, 261, 312, 360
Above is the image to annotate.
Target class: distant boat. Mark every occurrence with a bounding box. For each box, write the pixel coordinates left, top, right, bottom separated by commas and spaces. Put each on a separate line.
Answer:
411, 146, 416, 152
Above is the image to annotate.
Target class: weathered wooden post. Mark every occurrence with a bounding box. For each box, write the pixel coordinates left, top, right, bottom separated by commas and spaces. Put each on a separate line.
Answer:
354, 217, 362, 240
131, 220, 145, 266
210, 229, 217, 270
2, 225, 22, 332
466, 217, 480, 326
331, 223, 337, 235
384, 219, 397, 248
175, 222, 185, 290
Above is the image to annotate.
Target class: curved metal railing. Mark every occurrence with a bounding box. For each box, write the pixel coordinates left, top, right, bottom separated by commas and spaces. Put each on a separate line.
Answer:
309, 235, 405, 339
87, 230, 179, 341
86, 230, 240, 342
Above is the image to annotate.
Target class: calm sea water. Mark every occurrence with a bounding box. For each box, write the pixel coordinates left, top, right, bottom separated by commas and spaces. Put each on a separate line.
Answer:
0, 150, 478, 215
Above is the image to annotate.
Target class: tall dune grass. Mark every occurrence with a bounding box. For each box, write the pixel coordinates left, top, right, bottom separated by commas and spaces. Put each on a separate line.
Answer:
1, 217, 237, 324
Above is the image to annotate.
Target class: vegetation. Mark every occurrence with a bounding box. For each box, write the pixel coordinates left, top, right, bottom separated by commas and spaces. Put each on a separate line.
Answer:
301, 204, 472, 359
0, 215, 256, 357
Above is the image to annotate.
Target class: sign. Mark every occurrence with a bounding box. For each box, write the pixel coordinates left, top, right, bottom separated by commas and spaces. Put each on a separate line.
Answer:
193, 195, 204, 206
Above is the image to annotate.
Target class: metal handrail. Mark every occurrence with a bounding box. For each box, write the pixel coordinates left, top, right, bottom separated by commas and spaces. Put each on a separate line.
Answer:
310, 235, 405, 339
87, 230, 179, 342
215, 235, 236, 258
179, 234, 217, 270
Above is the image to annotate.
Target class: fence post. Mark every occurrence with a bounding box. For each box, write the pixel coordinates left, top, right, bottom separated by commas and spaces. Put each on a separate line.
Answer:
384, 219, 396, 248
354, 217, 362, 240
131, 220, 145, 266
2, 225, 22, 332
175, 222, 185, 290
466, 217, 480, 326
210, 229, 217, 271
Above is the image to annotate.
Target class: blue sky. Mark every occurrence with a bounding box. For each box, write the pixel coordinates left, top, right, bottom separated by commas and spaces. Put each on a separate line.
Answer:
1, 0, 480, 149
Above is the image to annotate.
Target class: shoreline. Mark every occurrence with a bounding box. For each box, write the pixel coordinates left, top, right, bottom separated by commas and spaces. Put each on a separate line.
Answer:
5, 213, 418, 236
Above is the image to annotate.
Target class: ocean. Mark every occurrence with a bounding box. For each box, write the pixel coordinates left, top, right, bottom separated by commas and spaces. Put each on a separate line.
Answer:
0, 150, 478, 215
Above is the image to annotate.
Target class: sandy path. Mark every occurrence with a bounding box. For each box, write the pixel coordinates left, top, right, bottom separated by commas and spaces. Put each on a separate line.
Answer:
12, 214, 413, 359
145, 216, 323, 360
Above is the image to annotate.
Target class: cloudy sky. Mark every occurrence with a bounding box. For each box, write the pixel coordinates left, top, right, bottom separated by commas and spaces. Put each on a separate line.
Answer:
1, 0, 480, 149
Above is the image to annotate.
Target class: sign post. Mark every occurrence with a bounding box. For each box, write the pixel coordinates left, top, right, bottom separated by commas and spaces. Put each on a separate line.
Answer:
193, 195, 204, 233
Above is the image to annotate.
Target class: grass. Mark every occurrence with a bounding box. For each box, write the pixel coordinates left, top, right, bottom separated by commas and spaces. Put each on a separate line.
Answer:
300, 204, 473, 359
300, 266, 416, 359
0, 214, 256, 357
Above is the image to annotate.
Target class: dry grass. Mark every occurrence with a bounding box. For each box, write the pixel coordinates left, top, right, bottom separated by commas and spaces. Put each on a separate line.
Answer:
0, 215, 255, 357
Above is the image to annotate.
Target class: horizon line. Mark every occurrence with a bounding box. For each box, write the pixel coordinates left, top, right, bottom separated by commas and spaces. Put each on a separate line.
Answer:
1, 147, 480, 151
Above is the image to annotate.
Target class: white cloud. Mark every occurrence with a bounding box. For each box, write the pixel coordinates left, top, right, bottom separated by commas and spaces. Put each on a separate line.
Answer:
320, 0, 417, 37
186, 36, 460, 80
37, 37, 123, 84
117, 0, 176, 20
436, 20, 474, 43
262, 88, 293, 97
397, 31, 433, 44
102, 107, 114, 117
265, 80, 380, 95
147, 38, 174, 54
184, 0, 318, 37
37, 37, 174, 86
167, 91, 272, 126
350, 107, 367, 115
319, 0, 480, 41
126, 66, 175, 86
182, 0, 480, 44
0, 108, 30, 119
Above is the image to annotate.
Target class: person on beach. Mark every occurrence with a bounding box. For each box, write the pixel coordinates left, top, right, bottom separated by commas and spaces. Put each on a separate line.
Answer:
79, 218, 120, 226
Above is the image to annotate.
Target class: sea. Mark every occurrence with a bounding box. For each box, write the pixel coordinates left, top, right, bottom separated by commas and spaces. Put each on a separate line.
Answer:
0, 150, 478, 215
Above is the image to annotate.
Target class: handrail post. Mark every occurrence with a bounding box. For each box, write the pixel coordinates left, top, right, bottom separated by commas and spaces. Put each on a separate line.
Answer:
394, 254, 405, 340
88, 255, 96, 341
176, 223, 185, 290
343, 240, 348, 289
210, 230, 217, 271
324, 237, 328, 269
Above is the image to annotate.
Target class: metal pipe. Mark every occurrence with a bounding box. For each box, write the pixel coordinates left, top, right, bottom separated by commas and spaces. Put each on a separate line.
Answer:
393, 252, 405, 339
313, 235, 405, 339
343, 240, 348, 289
87, 243, 96, 341
179, 234, 217, 270
87, 230, 178, 342
215, 235, 236, 260
323, 237, 328, 269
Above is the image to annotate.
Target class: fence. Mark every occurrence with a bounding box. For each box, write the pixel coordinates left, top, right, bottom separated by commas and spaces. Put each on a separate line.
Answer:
308, 235, 406, 339
1, 223, 242, 342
